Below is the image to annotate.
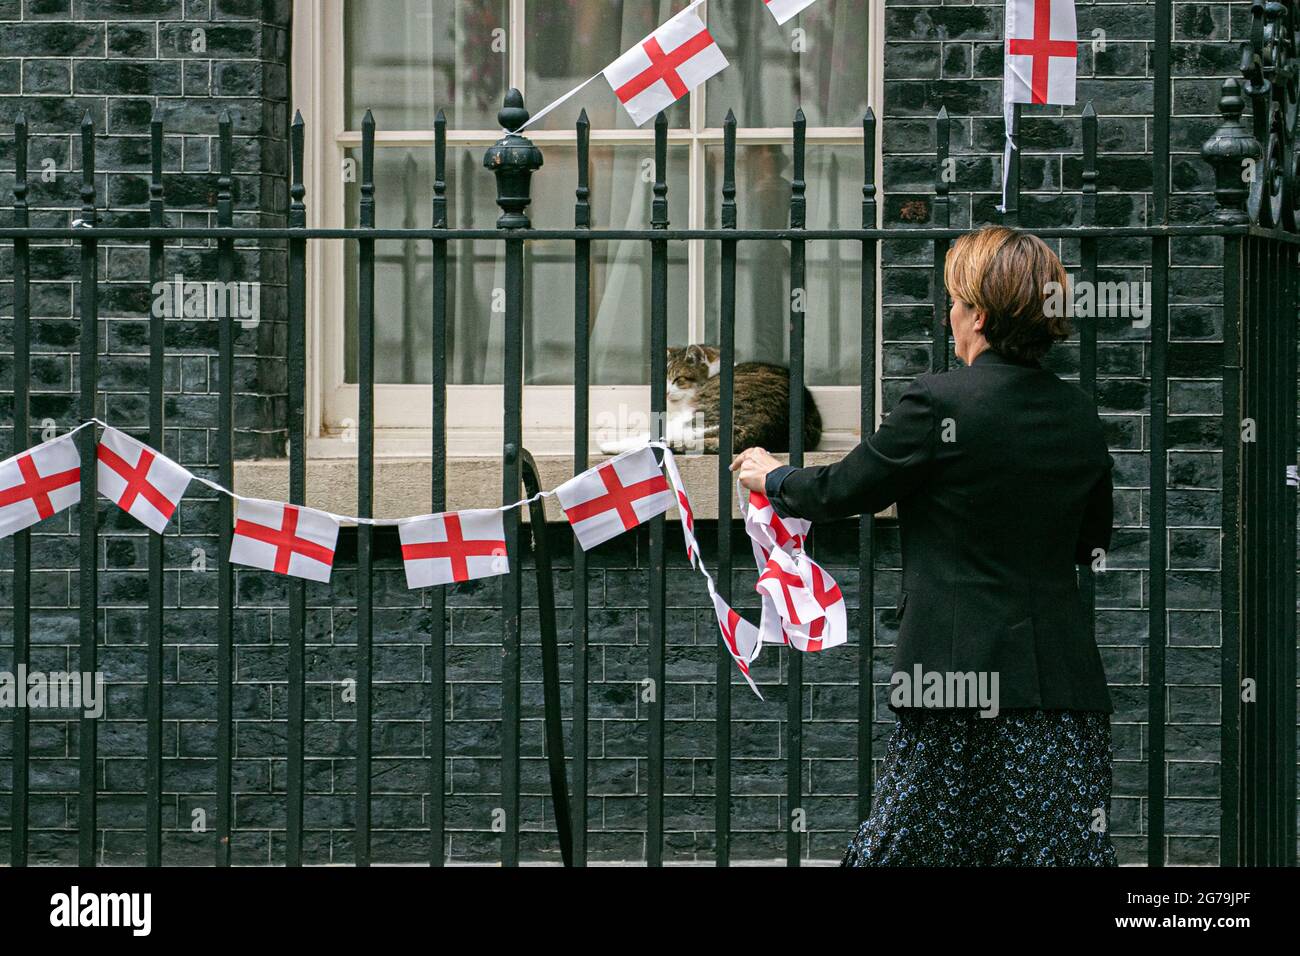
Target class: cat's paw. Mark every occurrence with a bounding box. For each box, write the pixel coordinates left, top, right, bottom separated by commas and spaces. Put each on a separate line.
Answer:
598, 434, 647, 455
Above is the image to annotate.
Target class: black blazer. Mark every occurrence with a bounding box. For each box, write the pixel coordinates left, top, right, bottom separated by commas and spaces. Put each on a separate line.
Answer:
765, 347, 1114, 713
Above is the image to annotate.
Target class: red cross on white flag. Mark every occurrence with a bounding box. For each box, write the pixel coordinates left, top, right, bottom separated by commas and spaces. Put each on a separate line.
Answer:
1001, 0, 1077, 212
230, 498, 340, 582
604, 7, 728, 127
1005, 0, 1077, 106
399, 509, 509, 590
780, 558, 846, 652
742, 487, 808, 569
711, 592, 764, 699
738, 479, 848, 653
755, 549, 823, 628
556, 445, 674, 551
96, 426, 192, 534
661, 447, 701, 570
0, 433, 81, 539
764, 0, 819, 26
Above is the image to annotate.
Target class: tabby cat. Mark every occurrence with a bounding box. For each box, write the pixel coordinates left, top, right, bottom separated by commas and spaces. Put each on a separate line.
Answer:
598, 344, 822, 455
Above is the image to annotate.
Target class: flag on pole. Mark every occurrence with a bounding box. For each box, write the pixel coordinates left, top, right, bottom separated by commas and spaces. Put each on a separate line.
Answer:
604, 6, 728, 126
230, 498, 340, 582
0, 433, 82, 539
1001, 0, 1077, 211
555, 445, 673, 550
763, 0, 819, 25
399, 509, 509, 590
96, 426, 192, 533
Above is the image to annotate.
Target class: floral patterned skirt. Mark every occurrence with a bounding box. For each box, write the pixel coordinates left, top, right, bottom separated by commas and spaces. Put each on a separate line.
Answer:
841, 707, 1118, 866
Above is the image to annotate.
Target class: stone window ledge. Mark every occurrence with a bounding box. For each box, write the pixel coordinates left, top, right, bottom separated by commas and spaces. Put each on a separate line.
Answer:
233, 452, 897, 522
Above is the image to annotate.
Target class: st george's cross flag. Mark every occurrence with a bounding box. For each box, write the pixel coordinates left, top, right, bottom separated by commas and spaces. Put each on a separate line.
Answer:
230, 498, 340, 582
1001, 0, 1077, 210
0, 433, 82, 539
742, 487, 808, 569
773, 555, 847, 652
398, 509, 509, 590
556, 445, 674, 550
711, 592, 764, 698
604, 6, 728, 126
96, 426, 192, 534
1005, 0, 1078, 107
763, 0, 820, 26
661, 445, 701, 570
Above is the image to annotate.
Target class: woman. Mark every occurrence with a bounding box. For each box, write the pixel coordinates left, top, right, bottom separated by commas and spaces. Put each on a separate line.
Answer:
731, 226, 1118, 866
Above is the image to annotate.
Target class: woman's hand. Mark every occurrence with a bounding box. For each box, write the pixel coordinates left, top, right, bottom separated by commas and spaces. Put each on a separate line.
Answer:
729, 446, 783, 494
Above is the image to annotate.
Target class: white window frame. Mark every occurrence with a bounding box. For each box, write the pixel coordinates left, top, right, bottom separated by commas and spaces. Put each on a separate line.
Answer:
291, 0, 885, 456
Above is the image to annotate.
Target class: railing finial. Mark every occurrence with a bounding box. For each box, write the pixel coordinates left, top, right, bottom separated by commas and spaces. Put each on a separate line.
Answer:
1201, 77, 1261, 226
484, 90, 543, 229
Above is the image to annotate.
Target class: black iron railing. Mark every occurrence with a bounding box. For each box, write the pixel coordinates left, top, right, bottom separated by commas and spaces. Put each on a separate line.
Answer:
3, 18, 1299, 866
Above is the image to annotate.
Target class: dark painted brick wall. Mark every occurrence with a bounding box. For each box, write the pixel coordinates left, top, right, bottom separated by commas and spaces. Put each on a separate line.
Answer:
0, 0, 292, 864
0, 0, 1290, 865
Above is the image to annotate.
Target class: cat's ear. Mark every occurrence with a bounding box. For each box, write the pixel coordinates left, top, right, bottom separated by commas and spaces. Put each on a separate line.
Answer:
686, 344, 706, 364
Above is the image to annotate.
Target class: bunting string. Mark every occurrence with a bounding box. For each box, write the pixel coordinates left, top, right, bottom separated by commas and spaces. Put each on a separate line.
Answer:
0, 420, 849, 698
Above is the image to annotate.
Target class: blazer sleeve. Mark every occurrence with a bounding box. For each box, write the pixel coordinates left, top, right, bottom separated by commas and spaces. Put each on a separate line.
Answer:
1074, 452, 1115, 565
765, 376, 938, 522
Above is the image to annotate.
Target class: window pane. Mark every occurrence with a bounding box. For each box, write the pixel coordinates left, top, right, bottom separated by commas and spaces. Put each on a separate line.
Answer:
344, 145, 688, 386
703, 144, 864, 386
704, 0, 870, 128
345, 0, 509, 130
524, 0, 692, 131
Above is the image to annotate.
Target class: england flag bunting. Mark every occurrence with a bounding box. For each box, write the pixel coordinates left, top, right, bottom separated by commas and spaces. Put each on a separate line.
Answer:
555, 444, 674, 551
230, 498, 340, 583
661, 446, 701, 571
96, 426, 192, 534
763, 0, 820, 26
604, 6, 728, 126
710, 590, 764, 699
399, 508, 509, 590
739, 483, 848, 655
658, 445, 764, 697
1001, 0, 1077, 210
0, 433, 82, 539
656, 444, 848, 697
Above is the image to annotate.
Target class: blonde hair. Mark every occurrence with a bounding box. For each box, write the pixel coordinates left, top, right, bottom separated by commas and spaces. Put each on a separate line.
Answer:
943, 226, 1071, 362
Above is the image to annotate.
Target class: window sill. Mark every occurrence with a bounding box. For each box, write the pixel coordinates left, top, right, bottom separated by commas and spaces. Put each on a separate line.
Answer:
233, 450, 897, 522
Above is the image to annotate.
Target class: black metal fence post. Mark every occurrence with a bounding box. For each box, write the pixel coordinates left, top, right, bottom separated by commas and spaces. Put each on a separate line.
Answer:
483, 89, 542, 867
76, 111, 99, 868
146, 108, 165, 867
931, 106, 950, 373
716, 109, 738, 866
286, 110, 308, 867
1078, 103, 1099, 636
572, 108, 591, 868
429, 108, 449, 867
214, 110, 234, 868
786, 108, 807, 867
1201, 77, 1257, 866
857, 107, 878, 826
647, 110, 669, 868
10, 112, 31, 869
355, 109, 377, 868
